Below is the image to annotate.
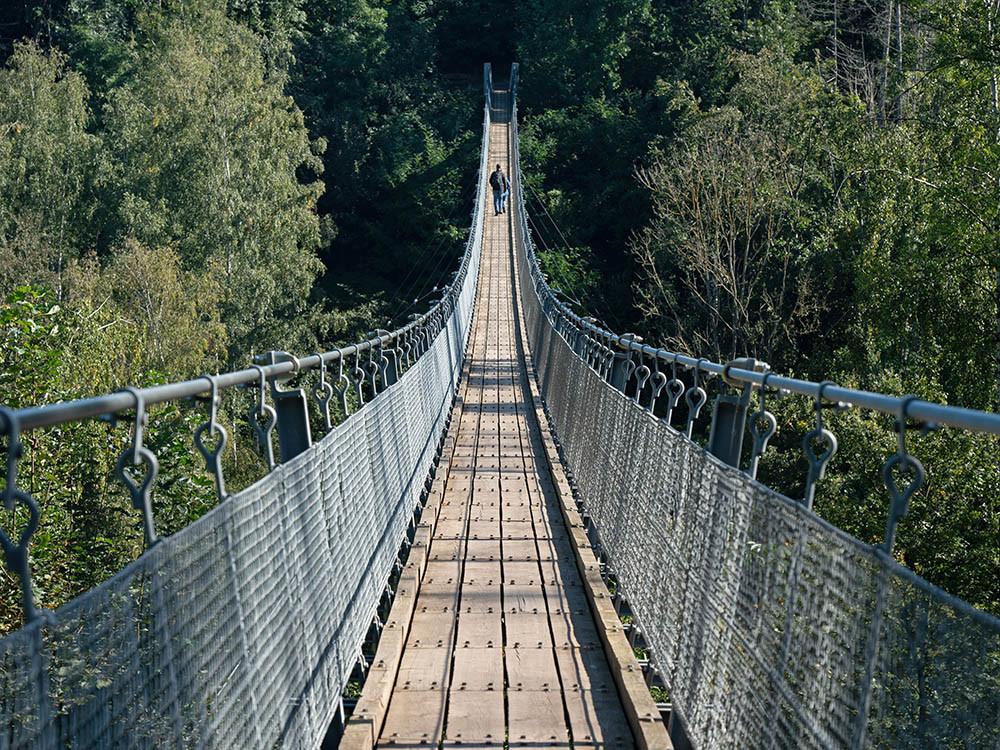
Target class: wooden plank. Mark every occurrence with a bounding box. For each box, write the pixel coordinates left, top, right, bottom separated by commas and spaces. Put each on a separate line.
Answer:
436, 506, 467, 521
436, 496, 466, 512
540, 570, 585, 593
502, 520, 535, 540
407, 610, 455, 644
504, 561, 542, 585
500, 477, 529, 494
465, 539, 500, 561
506, 646, 560, 691
507, 690, 570, 746
501, 503, 533, 522
463, 559, 501, 585
555, 645, 616, 691
450, 646, 504, 691
505, 538, 548, 561
532, 505, 567, 538
429, 538, 462, 561
500, 486, 532, 503
537, 557, 580, 585
423, 560, 461, 585
434, 518, 467, 538
456, 611, 503, 647
563, 688, 634, 747
468, 517, 500, 539
415, 583, 460, 613
471, 483, 501, 499
504, 583, 547, 613
504, 611, 553, 649
395, 645, 450, 691
468, 504, 498, 521
544, 536, 578, 562
548, 607, 602, 649
443, 478, 473, 494
380, 690, 446, 745
544, 578, 591, 614
458, 583, 502, 613
446, 690, 506, 743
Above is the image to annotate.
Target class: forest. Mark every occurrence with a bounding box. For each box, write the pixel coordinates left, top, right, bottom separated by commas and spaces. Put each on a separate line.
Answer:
0, 0, 997, 632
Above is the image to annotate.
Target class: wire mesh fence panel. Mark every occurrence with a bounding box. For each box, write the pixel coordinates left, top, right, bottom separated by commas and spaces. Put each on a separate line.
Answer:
0, 82, 489, 750
510, 93, 1000, 749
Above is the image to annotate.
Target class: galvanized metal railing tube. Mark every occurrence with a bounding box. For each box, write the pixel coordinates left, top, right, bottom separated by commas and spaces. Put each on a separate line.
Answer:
13, 321, 426, 433
5, 102, 490, 437
517, 217, 1000, 436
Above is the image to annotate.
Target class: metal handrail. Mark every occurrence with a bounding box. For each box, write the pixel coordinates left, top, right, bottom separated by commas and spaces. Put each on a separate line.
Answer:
513, 148, 1000, 435
13, 338, 416, 432
564, 318, 1000, 435
2, 84, 493, 437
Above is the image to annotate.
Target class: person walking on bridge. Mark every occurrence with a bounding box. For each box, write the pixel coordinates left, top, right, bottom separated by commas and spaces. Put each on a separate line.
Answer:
490, 164, 509, 215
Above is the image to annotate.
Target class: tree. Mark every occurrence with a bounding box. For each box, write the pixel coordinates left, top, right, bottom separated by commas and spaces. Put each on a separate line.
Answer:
84, 241, 226, 378
631, 53, 838, 367
0, 40, 102, 300
102, 5, 325, 363
514, 0, 647, 108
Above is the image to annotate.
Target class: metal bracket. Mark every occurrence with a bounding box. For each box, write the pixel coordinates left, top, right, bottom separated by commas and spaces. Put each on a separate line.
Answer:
0, 407, 41, 624
248, 365, 277, 469
610, 334, 641, 393
708, 358, 762, 468
255, 351, 313, 462
114, 387, 160, 547
372, 329, 400, 387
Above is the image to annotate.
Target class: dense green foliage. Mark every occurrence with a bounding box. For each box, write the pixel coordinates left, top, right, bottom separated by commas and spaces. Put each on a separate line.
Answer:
0, 0, 481, 631
511, 0, 1000, 615
0, 0, 997, 632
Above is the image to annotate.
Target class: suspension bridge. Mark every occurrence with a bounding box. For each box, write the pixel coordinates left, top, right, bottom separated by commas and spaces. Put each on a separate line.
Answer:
1, 64, 999, 749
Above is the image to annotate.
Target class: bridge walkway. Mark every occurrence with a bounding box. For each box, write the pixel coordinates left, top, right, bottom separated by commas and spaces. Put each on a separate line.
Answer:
348, 91, 636, 749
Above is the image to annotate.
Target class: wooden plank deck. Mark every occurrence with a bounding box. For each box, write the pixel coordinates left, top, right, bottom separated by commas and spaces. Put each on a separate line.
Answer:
371, 91, 632, 749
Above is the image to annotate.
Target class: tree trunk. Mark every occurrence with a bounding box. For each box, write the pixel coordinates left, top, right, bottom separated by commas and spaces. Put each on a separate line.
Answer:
879, 0, 893, 126
833, 0, 839, 89
708, 273, 721, 363
896, 1, 904, 121
56, 214, 64, 302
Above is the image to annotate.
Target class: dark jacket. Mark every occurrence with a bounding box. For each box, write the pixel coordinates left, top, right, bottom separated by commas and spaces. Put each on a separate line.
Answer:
490, 169, 509, 191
